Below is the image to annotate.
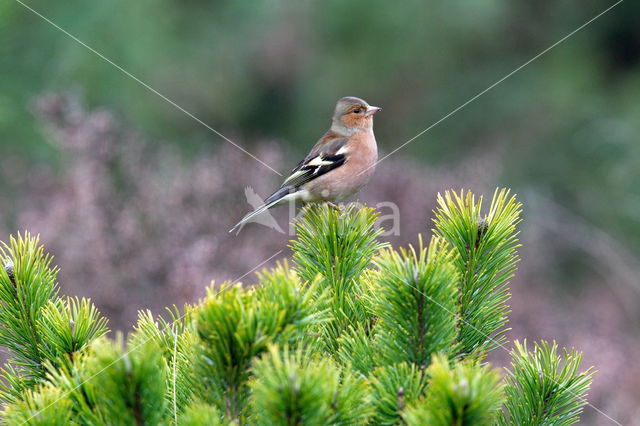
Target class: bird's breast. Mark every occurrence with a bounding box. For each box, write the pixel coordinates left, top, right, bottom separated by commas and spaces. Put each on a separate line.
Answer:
303, 132, 378, 202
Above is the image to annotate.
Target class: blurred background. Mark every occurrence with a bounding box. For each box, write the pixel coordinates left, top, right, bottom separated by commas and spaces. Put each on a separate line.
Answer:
1, 0, 639, 423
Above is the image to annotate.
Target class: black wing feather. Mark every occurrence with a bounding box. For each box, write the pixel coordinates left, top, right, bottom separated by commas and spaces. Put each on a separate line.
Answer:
262, 137, 348, 205
282, 153, 346, 189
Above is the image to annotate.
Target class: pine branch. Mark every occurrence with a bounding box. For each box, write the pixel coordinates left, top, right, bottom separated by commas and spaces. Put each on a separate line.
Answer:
0, 363, 34, 405
1, 384, 73, 426
292, 204, 386, 349
336, 323, 376, 375
130, 306, 198, 421
249, 344, 373, 425
369, 236, 458, 367
37, 297, 109, 365
433, 188, 522, 357
79, 336, 168, 425
0, 233, 60, 377
193, 262, 330, 420
499, 340, 595, 426
178, 400, 223, 425
369, 362, 429, 425
403, 354, 504, 425
253, 260, 332, 341
0, 234, 109, 406
16, 335, 169, 425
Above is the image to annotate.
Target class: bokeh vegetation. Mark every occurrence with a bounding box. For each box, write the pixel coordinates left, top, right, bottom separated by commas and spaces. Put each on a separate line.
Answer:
2, 0, 639, 255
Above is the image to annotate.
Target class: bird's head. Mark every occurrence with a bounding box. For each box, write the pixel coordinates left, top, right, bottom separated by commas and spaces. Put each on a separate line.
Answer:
331, 96, 381, 134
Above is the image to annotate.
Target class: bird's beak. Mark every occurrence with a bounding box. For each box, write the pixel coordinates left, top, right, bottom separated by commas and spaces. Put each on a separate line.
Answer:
365, 106, 382, 116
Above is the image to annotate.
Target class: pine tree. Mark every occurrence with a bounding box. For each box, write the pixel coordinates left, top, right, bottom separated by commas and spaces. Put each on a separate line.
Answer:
0, 190, 595, 425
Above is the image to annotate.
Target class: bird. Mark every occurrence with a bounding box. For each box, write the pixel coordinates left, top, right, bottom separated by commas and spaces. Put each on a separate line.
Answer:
230, 96, 381, 233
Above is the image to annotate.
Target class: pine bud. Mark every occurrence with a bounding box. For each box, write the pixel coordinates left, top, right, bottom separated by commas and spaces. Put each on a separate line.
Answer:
3, 259, 14, 285
476, 216, 489, 248
397, 386, 405, 410
123, 352, 132, 376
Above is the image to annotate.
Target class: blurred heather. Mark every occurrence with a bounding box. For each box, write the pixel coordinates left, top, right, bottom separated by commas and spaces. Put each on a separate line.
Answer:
1, 1, 639, 424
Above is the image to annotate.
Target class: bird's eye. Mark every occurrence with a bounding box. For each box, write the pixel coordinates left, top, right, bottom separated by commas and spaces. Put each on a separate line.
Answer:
352, 108, 361, 114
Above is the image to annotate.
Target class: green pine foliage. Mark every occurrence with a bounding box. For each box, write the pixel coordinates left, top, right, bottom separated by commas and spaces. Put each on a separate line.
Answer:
433, 189, 522, 358
193, 262, 330, 421
130, 307, 199, 423
249, 345, 372, 425
0, 190, 596, 425
178, 400, 223, 426
0, 233, 107, 404
1, 384, 73, 425
499, 340, 595, 426
403, 354, 504, 425
368, 363, 429, 425
292, 204, 386, 350
335, 322, 377, 375
38, 297, 109, 366
76, 337, 168, 424
369, 236, 458, 367
0, 234, 60, 380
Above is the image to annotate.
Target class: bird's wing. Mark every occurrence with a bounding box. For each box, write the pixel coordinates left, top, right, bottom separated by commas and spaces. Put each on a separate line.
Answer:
230, 137, 349, 233
278, 137, 349, 191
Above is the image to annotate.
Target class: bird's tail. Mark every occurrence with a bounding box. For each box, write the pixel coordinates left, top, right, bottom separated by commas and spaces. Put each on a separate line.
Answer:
229, 187, 291, 233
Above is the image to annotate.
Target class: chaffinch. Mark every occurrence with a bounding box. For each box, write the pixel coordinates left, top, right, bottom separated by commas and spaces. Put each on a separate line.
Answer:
230, 96, 381, 233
